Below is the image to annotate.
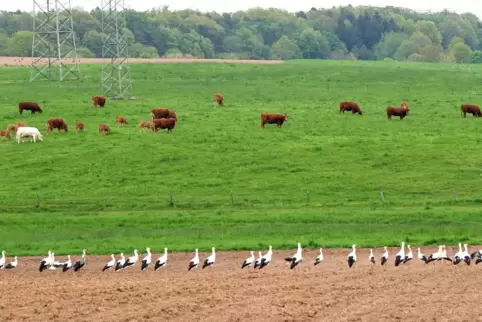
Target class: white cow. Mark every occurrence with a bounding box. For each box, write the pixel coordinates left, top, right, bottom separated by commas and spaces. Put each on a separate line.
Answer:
16, 127, 44, 144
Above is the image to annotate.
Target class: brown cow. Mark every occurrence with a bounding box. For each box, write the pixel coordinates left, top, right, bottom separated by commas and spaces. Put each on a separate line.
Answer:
7, 124, 18, 133
461, 104, 482, 118
339, 101, 363, 115
151, 108, 171, 121
139, 121, 154, 131
19, 102, 42, 114
387, 103, 409, 120
17, 122, 26, 127
400, 102, 410, 115
92, 96, 106, 107
0, 130, 11, 140
75, 122, 84, 133
116, 116, 128, 126
168, 111, 177, 122
260, 113, 289, 128
46, 118, 68, 133
153, 118, 176, 133
98, 124, 110, 135
214, 93, 224, 106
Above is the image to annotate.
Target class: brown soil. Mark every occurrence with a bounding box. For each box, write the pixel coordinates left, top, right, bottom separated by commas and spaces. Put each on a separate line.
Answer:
0, 246, 480, 321
0, 56, 284, 67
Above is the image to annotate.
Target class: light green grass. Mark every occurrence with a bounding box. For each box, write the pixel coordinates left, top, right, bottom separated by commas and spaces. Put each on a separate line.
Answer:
1, 60, 482, 255
1, 207, 481, 256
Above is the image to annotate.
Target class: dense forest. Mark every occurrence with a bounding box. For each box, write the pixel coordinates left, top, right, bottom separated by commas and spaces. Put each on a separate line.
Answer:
1, 5, 482, 63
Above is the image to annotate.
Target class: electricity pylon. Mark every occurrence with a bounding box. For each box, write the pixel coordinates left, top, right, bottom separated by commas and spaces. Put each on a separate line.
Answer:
30, 0, 80, 81
100, 0, 135, 100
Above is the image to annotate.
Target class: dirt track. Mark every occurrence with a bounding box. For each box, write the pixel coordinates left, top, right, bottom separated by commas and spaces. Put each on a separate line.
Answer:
0, 246, 481, 322
0, 56, 284, 67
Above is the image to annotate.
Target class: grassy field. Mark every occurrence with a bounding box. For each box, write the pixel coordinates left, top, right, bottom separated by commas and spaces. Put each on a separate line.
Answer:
1, 59, 482, 255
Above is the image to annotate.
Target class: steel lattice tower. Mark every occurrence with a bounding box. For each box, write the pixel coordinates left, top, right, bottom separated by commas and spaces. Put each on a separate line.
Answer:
30, 0, 80, 81
100, 0, 135, 100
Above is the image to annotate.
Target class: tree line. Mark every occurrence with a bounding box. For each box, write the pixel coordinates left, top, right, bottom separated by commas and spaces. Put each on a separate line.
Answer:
1, 5, 482, 63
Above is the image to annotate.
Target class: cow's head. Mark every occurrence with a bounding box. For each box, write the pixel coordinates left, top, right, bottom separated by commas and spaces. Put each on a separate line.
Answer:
283, 114, 289, 121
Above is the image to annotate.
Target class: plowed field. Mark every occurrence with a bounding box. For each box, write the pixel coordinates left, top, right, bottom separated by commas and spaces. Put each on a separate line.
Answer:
1, 247, 480, 322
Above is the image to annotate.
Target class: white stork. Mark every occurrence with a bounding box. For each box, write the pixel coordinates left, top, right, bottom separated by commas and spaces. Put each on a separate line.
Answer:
3, 256, 17, 269
202, 247, 216, 269
39, 251, 53, 272
141, 247, 152, 271
241, 251, 255, 269
438, 245, 452, 263
115, 253, 126, 272
123, 249, 139, 269
0, 251, 6, 269
417, 247, 428, 264
462, 244, 471, 265
381, 246, 389, 266
188, 248, 199, 271
259, 245, 273, 269
314, 248, 324, 266
154, 248, 168, 271
470, 248, 481, 261
285, 242, 303, 270
427, 245, 442, 263
48, 252, 57, 270
453, 243, 464, 265
394, 242, 405, 267
253, 251, 263, 268
62, 255, 72, 272
369, 249, 375, 264
72, 249, 87, 272
51, 253, 65, 269
102, 254, 116, 272
403, 245, 413, 264
347, 244, 357, 268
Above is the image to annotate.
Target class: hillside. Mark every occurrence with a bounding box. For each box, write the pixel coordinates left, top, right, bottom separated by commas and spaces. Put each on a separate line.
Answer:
1, 60, 482, 253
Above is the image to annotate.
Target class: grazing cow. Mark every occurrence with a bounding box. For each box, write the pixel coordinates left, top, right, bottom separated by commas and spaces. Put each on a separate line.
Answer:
387, 103, 410, 120
91, 96, 106, 107
339, 101, 363, 115
461, 104, 482, 118
19, 102, 42, 114
151, 108, 171, 121
260, 113, 289, 128
75, 122, 84, 133
0, 130, 11, 140
98, 124, 110, 135
16, 127, 43, 143
153, 118, 176, 133
139, 121, 154, 131
168, 111, 177, 122
213, 93, 224, 106
116, 116, 128, 126
46, 118, 68, 133
7, 124, 18, 133
17, 122, 26, 127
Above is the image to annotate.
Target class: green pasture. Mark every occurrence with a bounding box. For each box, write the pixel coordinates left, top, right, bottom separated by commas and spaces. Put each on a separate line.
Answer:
1, 60, 482, 255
